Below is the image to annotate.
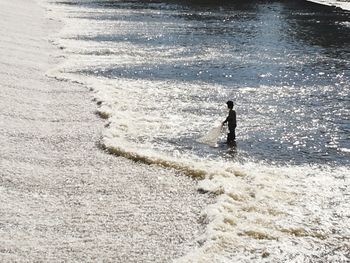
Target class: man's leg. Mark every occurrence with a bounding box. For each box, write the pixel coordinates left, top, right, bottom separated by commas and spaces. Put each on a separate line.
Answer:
227, 129, 236, 143
227, 133, 233, 143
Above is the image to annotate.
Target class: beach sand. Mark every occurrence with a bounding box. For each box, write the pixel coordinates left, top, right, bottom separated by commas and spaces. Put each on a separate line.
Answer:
0, 0, 212, 261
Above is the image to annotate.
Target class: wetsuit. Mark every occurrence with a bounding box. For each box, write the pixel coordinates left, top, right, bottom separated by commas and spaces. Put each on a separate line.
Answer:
223, 109, 236, 143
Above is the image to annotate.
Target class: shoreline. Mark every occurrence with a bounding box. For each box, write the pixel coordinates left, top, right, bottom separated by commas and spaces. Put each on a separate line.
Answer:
0, 0, 212, 261
306, 0, 350, 11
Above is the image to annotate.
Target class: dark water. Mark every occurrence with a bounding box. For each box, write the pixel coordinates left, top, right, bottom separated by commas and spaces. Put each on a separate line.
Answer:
57, 0, 350, 166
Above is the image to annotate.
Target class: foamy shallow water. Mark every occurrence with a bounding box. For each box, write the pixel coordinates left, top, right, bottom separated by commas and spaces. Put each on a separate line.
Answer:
39, 0, 349, 261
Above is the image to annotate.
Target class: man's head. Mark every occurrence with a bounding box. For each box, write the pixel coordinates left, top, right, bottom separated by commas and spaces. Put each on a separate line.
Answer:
226, 100, 234, 109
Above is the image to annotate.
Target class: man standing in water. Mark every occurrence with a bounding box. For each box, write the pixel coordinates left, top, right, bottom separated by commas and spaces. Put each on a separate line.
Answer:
223, 100, 236, 144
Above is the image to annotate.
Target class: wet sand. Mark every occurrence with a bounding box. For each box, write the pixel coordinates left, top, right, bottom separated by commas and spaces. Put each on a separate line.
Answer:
0, 0, 212, 261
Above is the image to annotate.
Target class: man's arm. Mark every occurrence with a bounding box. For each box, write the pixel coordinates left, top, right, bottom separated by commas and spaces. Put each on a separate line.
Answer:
223, 110, 236, 126
223, 113, 230, 124
223, 116, 229, 124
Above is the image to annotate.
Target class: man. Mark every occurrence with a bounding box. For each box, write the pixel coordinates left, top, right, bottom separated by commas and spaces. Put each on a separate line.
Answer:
223, 100, 236, 144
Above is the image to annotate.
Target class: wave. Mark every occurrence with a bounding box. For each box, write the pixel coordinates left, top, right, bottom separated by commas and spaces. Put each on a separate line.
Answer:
41, 0, 350, 260
56, 72, 350, 262
44, 37, 350, 262
48, 64, 350, 263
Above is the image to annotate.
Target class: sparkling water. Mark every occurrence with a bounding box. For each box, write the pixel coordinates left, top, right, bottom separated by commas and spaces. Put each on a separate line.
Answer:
43, 0, 350, 261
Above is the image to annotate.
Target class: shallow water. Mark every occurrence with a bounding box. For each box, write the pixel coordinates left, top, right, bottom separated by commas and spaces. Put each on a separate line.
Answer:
44, 0, 349, 261
49, 0, 349, 166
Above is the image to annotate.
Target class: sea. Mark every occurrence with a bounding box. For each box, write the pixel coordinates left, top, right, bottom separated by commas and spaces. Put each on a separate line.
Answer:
40, 0, 349, 261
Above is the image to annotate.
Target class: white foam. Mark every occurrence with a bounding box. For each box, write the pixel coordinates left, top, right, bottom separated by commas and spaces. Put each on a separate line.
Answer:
39, 0, 350, 261
1, 1, 212, 261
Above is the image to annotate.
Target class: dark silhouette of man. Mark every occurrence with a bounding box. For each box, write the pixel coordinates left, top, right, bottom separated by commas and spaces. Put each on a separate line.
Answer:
223, 100, 236, 144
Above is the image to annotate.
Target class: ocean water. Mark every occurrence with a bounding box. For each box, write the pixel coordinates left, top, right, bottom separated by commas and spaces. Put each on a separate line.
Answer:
41, 0, 349, 261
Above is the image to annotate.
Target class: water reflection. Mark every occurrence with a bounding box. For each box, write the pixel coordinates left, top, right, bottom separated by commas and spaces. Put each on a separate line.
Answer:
281, 1, 350, 53
56, 0, 350, 165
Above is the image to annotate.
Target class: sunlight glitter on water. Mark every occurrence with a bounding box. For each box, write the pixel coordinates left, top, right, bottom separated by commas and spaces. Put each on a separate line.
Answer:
42, 0, 350, 261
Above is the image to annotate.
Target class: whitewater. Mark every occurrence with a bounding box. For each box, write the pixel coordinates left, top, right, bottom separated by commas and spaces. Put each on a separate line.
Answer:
1, 0, 349, 262
0, 0, 212, 262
